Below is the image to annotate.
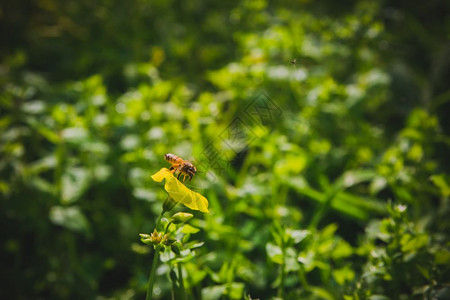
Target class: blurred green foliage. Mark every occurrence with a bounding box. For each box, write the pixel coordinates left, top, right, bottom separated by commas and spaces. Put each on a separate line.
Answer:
1, 0, 450, 299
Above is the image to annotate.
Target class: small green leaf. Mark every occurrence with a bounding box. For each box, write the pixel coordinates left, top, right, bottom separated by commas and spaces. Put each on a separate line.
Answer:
180, 224, 200, 234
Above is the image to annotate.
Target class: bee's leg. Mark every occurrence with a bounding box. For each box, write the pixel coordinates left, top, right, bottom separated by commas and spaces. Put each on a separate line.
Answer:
177, 172, 182, 180
189, 174, 193, 181
170, 164, 179, 173
182, 175, 187, 183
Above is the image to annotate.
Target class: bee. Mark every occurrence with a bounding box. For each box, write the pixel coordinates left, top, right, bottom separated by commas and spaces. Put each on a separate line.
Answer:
290, 58, 297, 65
164, 153, 197, 183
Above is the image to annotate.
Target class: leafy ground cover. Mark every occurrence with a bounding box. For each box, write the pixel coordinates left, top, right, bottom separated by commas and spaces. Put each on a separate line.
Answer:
1, 0, 450, 299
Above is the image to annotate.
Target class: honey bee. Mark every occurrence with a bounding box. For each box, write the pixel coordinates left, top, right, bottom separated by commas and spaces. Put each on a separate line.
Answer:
164, 153, 197, 183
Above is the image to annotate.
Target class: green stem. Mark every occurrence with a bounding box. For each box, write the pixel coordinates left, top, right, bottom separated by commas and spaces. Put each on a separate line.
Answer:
145, 210, 166, 300
178, 263, 187, 300
164, 221, 173, 235
278, 245, 286, 298
55, 135, 65, 199
146, 245, 162, 300
170, 267, 177, 300
156, 211, 164, 230
298, 263, 309, 290
308, 187, 339, 230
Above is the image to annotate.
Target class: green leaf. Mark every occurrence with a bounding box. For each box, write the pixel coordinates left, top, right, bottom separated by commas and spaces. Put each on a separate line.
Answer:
61, 167, 90, 204
401, 234, 429, 253
309, 286, 335, 300
430, 174, 450, 197
368, 295, 390, 300
201, 285, 226, 300
435, 249, 450, 265
332, 240, 353, 259
26, 117, 59, 144
335, 169, 378, 189
180, 224, 200, 234
49, 206, 90, 233
287, 229, 310, 244
227, 282, 245, 300
285, 247, 300, 272
266, 243, 283, 264
61, 127, 89, 144
333, 265, 355, 285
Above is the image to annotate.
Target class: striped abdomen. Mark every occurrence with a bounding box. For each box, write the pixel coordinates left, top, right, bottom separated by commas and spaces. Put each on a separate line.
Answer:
164, 153, 183, 165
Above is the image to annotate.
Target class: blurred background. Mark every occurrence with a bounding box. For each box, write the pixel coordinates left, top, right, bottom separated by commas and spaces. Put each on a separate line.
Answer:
1, 0, 450, 299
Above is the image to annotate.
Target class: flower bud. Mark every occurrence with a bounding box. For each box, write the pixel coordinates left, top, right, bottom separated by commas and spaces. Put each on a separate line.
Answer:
150, 229, 163, 244
139, 233, 152, 245
171, 212, 194, 224
162, 197, 178, 213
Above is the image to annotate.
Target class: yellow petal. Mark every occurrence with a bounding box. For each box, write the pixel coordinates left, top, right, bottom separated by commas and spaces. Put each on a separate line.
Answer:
151, 168, 209, 213
151, 168, 171, 182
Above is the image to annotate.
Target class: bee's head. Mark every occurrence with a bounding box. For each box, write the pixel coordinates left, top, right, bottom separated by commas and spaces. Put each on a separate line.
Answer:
183, 162, 197, 175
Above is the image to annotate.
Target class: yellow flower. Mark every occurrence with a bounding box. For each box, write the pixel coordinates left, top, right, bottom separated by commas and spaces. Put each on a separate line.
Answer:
151, 168, 209, 213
